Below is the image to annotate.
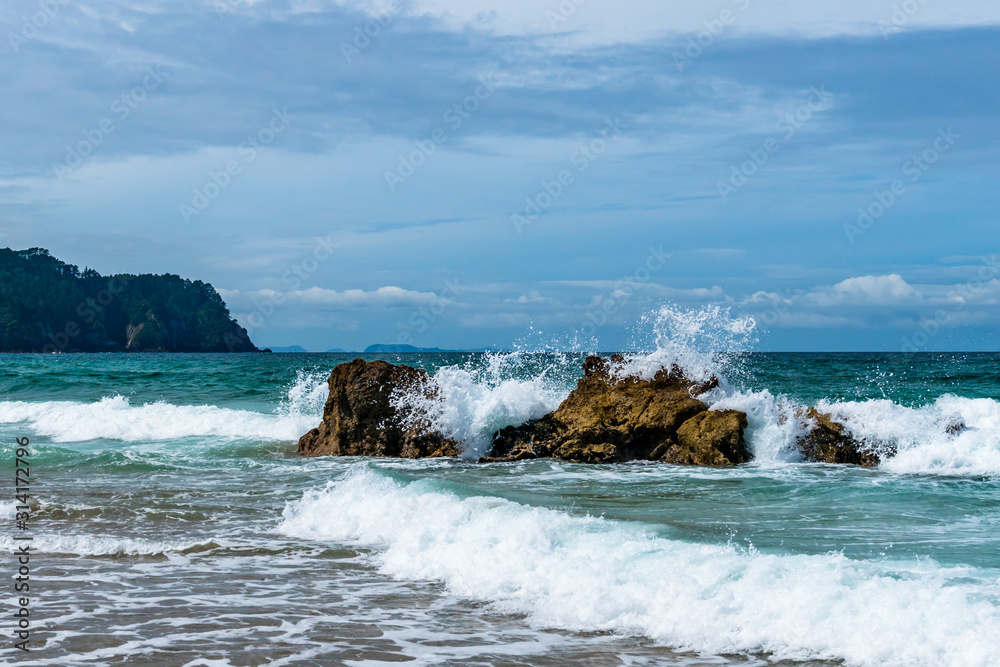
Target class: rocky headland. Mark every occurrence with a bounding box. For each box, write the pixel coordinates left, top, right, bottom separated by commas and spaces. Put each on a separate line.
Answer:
0, 247, 259, 353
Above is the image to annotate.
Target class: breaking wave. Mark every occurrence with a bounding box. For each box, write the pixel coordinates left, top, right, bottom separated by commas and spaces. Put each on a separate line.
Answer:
0, 371, 327, 443
280, 466, 1000, 666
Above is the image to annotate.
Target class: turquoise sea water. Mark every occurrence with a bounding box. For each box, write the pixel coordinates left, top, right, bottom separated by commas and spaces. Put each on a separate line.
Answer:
1, 350, 999, 666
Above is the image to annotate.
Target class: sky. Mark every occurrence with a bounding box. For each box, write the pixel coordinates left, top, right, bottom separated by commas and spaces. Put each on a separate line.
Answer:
1, 0, 998, 352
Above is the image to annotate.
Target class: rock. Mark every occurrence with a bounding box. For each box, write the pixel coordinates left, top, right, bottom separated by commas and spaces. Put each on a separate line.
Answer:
795, 408, 883, 467
480, 415, 564, 463
297, 359, 460, 459
665, 410, 750, 466
482, 356, 749, 466
941, 414, 966, 436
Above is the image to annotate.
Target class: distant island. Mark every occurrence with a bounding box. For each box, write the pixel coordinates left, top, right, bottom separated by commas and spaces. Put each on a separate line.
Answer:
0, 248, 259, 353
267, 347, 349, 353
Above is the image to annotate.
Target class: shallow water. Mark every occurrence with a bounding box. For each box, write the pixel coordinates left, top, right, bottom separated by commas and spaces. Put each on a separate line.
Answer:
2, 350, 999, 666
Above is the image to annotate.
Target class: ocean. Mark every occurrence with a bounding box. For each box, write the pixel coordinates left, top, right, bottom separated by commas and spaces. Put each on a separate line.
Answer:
2, 313, 1000, 665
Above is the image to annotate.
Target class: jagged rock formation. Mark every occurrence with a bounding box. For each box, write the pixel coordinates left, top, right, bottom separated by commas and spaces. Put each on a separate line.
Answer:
793, 408, 884, 466
297, 359, 460, 458
481, 355, 750, 465
299, 356, 904, 469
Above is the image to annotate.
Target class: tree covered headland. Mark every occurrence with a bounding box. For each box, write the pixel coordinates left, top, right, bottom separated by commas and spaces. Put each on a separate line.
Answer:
0, 248, 261, 353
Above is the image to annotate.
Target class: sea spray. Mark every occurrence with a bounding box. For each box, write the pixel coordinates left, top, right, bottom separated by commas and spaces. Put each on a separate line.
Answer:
390, 351, 572, 457
386, 305, 1000, 474
277, 369, 330, 418
391, 305, 760, 457
818, 395, 1000, 476
612, 304, 757, 384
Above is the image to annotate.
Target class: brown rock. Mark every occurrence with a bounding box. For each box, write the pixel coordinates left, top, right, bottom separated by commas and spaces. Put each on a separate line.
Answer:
297, 359, 460, 458
483, 356, 748, 466
665, 410, 750, 466
480, 414, 564, 463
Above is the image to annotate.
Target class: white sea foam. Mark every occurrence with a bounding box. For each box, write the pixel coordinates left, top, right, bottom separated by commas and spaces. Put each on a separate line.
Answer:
696, 388, 1000, 475
817, 395, 1000, 476
280, 467, 1000, 667
392, 352, 570, 458
0, 533, 219, 556
0, 372, 328, 443
0, 396, 315, 443
705, 388, 809, 464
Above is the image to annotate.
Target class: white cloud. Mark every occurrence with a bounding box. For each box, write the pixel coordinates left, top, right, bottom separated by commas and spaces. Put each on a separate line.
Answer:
806, 274, 919, 306
223, 286, 438, 309
833, 273, 917, 299
505, 290, 549, 304
339, 0, 1000, 46
743, 270, 1000, 333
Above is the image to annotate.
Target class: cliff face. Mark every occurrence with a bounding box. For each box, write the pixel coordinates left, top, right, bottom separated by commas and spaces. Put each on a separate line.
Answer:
0, 248, 259, 353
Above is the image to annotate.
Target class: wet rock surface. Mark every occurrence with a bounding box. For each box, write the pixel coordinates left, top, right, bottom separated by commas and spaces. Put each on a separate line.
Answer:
794, 408, 885, 467
300, 356, 894, 468
297, 359, 459, 459
482, 356, 750, 466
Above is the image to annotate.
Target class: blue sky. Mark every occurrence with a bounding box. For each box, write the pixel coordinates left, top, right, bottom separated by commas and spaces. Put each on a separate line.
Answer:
1, 0, 998, 352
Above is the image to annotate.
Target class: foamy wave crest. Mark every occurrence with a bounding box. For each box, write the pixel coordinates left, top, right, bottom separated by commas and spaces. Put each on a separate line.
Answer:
0, 396, 317, 443
0, 370, 329, 444
280, 467, 1000, 666
818, 395, 1000, 476
615, 304, 756, 384
392, 352, 570, 457
704, 389, 1000, 475
706, 388, 810, 464
279, 369, 330, 417
0, 533, 219, 556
